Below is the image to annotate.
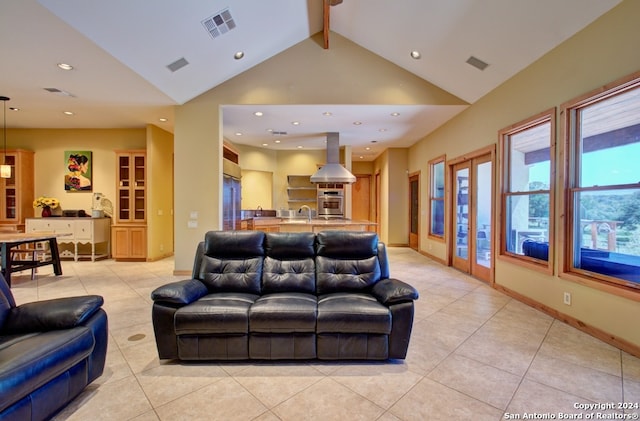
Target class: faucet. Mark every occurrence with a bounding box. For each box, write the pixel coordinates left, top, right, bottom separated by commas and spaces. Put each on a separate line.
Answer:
298, 205, 312, 223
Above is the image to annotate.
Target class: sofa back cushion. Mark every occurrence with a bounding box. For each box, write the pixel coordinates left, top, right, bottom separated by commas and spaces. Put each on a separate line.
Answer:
315, 231, 382, 294
199, 231, 265, 294
0, 275, 15, 330
263, 232, 316, 294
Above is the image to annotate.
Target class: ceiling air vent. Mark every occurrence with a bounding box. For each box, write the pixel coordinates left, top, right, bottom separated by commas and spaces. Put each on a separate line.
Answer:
272, 131, 288, 136
202, 8, 236, 40
43, 88, 76, 97
167, 57, 189, 73
466, 56, 489, 71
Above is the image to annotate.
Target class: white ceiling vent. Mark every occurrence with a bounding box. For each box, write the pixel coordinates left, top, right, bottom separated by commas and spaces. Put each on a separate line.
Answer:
466, 56, 489, 71
167, 57, 189, 73
202, 8, 236, 40
271, 131, 288, 136
43, 87, 76, 97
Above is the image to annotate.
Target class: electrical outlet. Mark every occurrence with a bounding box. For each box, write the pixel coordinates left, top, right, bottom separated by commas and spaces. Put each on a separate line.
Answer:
563, 292, 572, 306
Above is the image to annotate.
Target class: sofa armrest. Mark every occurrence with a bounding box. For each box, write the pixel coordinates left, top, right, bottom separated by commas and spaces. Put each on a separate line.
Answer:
5, 295, 104, 333
151, 279, 208, 305
371, 278, 419, 305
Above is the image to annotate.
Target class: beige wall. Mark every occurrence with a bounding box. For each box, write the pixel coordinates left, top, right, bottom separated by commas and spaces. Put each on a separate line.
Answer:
408, 0, 640, 347
8, 126, 174, 260
173, 32, 464, 271
7, 128, 145, 213
146, 124, 174, 260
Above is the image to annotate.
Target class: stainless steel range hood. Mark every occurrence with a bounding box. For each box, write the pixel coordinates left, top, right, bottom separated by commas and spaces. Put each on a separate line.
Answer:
310, 132, 356, 184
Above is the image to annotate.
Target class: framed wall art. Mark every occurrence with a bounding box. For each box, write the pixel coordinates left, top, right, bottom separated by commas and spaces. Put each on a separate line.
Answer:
64, 151, 93, 191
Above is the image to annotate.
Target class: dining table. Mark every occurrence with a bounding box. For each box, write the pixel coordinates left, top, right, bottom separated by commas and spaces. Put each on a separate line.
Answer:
0, 231, 70, 287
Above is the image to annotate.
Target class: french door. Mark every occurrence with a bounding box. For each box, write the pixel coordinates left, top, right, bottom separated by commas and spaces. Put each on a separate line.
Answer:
451, 152, 493, 282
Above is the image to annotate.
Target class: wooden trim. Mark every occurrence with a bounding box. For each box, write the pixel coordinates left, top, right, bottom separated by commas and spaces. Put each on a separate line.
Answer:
173, 270, 191, 276
447, 144, 495, 166
559, 70, 640, 297
419, 249, 446, 265
497, 108, 556, 274
408, 171, 420, 251
495, 283, 640, 358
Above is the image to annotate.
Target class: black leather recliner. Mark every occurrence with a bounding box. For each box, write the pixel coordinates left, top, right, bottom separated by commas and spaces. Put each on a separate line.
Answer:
0, 274, 108, 421
151, 230, 419, 361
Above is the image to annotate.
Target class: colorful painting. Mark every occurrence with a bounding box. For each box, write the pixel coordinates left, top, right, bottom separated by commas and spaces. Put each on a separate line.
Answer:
64, 151, 93, 191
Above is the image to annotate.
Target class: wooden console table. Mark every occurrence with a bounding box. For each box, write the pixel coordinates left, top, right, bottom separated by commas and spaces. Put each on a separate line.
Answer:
0, 232, 70, 287
25, 217, 111, 261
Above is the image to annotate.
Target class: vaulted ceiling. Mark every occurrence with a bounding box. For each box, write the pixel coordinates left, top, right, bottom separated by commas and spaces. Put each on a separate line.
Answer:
0, 0, 622, 159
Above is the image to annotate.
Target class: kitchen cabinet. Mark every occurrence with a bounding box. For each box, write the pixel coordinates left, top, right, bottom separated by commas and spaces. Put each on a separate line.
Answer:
112, 150, 147, 261
0, 149, 34, 231
111, 225, 146, 260
286, 175, 316, 207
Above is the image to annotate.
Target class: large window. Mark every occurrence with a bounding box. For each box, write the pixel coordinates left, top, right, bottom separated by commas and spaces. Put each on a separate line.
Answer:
563, 72, 640, 290
499, 110, 555, 270
429, 156, 445, 237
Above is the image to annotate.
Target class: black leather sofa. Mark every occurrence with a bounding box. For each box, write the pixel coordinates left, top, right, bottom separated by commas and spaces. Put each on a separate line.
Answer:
0, 274, 108, 421
151, 230, 419, 361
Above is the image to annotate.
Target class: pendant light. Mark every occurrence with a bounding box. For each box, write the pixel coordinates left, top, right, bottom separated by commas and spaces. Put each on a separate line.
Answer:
0, 96, 10, 179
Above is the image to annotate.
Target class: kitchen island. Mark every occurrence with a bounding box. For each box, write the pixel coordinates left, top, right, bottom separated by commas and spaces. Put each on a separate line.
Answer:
241, 217, 376, 233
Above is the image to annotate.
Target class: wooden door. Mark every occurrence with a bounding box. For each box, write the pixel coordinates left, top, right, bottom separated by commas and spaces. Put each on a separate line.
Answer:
450, 153, 493, 282
409, 173, 419, 250
352, 175, 371, 221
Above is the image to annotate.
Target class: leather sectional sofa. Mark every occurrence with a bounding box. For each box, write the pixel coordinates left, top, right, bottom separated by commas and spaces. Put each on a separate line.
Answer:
151, 230, 419, 361
0, 274, 107, 421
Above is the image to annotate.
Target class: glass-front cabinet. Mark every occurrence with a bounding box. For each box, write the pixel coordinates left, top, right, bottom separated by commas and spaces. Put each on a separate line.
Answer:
116, 151, 146, 223
112, 150, 147, 261
0, 150, 34, 230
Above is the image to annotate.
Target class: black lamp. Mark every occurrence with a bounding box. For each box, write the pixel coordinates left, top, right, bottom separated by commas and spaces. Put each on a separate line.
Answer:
0, 96, 10, 179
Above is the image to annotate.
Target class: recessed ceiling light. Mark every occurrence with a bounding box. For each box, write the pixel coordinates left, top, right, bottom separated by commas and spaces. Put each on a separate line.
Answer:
410, 51, 421, 59
379, 128, 387, 132
323, 112, 332, 116
365, 147, 371, 151
390, 112, 400, 117
359, 156, 364, 159
262, 143, 268, 147
234, 51, 244, 60
57, 63, 74, 70
9, 107, 19, 112
254, 111, 263, 117
353, 121, 362, 125
291, 121, 300, 126
235, 132, 242, 136
274, 139, 281, 143
266, 128, 273, 132
63, 111, 74, 116
159, 118, 168, 122
297, 145, 303, 149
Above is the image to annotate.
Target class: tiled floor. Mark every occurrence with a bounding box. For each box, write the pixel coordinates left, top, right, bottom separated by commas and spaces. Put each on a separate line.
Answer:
8, 247, 640, 421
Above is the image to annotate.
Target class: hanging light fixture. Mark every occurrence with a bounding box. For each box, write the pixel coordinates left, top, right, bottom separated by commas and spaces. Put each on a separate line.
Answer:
0, 96, 10, 179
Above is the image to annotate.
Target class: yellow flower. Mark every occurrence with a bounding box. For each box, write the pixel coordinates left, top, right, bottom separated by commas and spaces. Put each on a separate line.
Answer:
33, 196, 60, 209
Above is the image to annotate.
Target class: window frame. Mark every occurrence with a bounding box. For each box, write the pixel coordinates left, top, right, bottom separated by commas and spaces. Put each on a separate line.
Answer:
560, 70, 640, 294
498, 108, 556, 273
428, 155, 446, 240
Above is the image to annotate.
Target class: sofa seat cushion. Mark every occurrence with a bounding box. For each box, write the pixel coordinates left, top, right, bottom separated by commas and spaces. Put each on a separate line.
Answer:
0, 328, 94, 412
317, 293, 391, 334
250, 293, 317, 333
175, 293, 258, 335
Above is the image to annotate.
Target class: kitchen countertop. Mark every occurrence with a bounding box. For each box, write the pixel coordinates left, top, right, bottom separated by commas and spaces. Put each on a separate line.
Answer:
243, 217, 376, 225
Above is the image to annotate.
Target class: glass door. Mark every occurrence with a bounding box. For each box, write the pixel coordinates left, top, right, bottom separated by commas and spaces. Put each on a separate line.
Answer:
451, 153, 493, 282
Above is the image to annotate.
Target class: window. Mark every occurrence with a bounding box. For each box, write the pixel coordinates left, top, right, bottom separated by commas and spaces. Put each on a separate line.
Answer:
428, 156, 445, 237
562, 72, 640, 290
499, 109, 555, 270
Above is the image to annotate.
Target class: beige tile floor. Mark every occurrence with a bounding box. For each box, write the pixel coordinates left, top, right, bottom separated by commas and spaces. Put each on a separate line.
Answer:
8, 247, 640, 421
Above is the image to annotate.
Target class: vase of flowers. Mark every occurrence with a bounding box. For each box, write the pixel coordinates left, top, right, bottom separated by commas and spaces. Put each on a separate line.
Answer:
33, 196, 60, 217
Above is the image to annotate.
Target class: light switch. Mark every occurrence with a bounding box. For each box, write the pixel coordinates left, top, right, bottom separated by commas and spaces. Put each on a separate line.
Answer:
189, 211, 198, 219
188, 220, 198, 228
